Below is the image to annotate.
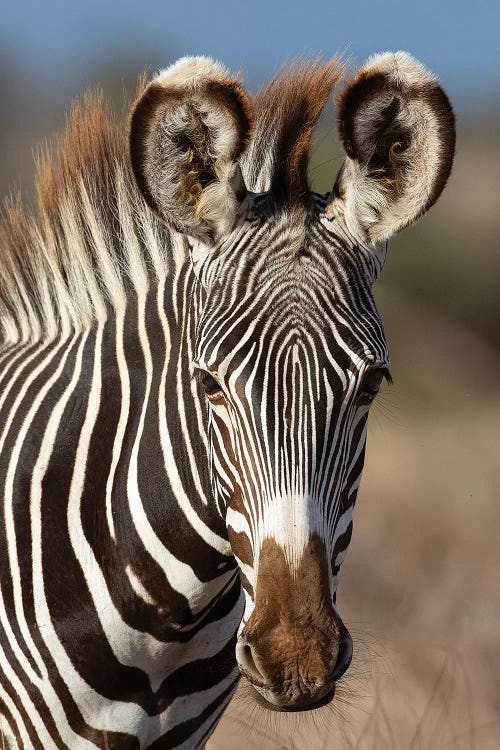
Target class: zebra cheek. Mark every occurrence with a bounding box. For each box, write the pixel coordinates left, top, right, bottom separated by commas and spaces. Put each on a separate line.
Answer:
227, 525, 253, 570
226, 514, 256, 599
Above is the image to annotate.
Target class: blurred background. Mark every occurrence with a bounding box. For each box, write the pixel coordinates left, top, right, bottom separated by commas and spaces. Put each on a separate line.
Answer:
1, 1, 499, 747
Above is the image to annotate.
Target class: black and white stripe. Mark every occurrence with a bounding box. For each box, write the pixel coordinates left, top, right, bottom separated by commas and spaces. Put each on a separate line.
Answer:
0, 254, 246, 747
192, 199, 388, 618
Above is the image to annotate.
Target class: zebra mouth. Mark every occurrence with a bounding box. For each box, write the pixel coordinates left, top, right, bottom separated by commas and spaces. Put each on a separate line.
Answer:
239, 635, 352, 712
245, 682, 336, 713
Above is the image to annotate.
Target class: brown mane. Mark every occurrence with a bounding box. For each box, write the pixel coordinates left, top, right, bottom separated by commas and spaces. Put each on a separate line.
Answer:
0, 84, 167, 343
242, 57, 343, 203
0, 60, 343, 343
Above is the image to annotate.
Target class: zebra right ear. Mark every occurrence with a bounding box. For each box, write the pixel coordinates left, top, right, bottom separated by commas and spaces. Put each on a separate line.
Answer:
129, 56, 253, 243
326, 52, 455, 245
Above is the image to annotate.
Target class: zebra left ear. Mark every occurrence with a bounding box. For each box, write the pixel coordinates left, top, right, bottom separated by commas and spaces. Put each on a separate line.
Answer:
326, 52, 456, 244
129, 56, 253, 243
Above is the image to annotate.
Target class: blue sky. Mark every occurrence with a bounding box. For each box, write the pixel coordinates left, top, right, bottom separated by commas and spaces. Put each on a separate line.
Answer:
2, 0, 499, 104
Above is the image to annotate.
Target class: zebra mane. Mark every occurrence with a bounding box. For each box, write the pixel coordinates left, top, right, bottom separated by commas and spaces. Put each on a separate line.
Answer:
0, 87, 173, 345
241, 57, 344, 203
0, 58, 343, 345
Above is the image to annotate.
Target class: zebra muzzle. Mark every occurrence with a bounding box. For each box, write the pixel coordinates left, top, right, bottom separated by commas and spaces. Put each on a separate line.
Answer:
235, 535, 353, 710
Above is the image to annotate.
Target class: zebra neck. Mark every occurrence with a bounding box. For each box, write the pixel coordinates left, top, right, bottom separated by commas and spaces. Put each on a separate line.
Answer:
0, 262, 236, 639
104, 265, 236, 625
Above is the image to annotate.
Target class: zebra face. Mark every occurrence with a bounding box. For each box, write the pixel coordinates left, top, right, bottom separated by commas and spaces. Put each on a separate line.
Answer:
192, 204, 389, 708
130, 53, 454, 711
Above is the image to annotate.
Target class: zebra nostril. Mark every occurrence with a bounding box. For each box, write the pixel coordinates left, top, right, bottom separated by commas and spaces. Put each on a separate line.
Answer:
236, 640, 266, 684
330, 635, 353, 683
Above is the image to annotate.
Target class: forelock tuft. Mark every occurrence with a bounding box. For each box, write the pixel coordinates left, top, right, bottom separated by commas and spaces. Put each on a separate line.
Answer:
241, 57, 344, 205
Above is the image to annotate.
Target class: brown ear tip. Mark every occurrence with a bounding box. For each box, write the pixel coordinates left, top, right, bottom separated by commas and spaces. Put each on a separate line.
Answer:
355, 51, 438, 90
129, 91, 149, 201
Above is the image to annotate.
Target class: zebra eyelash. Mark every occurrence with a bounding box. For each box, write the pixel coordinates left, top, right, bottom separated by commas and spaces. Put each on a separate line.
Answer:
191, 367, 219, 382
191, 367, 205, 383
358, 365, 393, 400
364, 365, 393, 383
382, 367, 393, 385
191, 368, 225, 400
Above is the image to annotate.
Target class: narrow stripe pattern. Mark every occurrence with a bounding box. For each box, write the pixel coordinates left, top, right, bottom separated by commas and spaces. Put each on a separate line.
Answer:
193, 199, 388, 622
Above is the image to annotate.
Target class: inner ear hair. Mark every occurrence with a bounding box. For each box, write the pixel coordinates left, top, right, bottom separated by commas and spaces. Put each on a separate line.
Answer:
129, 57, 253, 242
328, 51, 455, 244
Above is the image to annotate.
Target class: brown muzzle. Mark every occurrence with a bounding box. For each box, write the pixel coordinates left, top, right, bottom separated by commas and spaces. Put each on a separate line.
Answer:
236, 535, 352, 710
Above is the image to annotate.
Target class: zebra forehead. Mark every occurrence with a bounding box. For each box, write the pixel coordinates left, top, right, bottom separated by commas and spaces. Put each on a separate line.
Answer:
198, 199, 385, 294
195, 229, 388, 370
196, 304, 387, 374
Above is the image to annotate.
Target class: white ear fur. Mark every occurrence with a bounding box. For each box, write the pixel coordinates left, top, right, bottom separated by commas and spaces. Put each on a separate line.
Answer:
327, 51, 455, 244
155, 56, 227, 90
129, 56, 253, 242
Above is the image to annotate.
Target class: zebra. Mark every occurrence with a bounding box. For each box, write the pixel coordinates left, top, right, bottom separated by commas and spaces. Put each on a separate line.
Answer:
0, 51, 455, 748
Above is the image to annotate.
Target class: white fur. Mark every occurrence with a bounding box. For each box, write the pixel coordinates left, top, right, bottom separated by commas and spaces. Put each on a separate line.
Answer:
155, 56, 230, 91
363, 50, 436, 87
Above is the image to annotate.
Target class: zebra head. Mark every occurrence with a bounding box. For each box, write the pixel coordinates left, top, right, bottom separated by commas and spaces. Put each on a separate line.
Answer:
130, 54, 455, 710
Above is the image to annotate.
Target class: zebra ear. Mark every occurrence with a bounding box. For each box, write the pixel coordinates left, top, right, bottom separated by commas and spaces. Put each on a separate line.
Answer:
129, 56, 253, 242
326, 52, 455, 244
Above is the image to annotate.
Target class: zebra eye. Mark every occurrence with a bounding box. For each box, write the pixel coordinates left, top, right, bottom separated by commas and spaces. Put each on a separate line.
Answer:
198, 371, 223, 400
360, 368, 389, 399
